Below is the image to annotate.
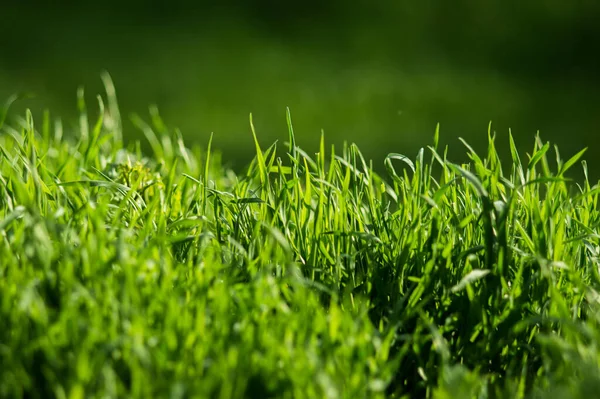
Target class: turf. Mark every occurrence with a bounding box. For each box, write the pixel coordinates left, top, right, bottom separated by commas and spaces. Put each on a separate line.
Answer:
2, 80, 600, 398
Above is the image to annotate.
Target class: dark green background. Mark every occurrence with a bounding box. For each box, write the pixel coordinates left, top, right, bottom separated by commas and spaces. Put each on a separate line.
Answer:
1, 1, 599, 175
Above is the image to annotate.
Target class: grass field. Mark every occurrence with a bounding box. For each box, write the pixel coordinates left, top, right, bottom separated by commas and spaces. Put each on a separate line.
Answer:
2, 81, 600, 398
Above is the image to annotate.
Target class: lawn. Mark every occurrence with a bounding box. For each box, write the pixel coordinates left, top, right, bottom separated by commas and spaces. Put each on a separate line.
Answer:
2, 79, 600, 398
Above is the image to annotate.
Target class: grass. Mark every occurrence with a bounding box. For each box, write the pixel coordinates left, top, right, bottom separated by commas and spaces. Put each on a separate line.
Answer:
2, 80, 600, 399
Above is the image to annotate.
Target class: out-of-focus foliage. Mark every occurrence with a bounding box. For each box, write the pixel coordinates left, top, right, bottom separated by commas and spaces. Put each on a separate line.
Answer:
1, 1, 599, 175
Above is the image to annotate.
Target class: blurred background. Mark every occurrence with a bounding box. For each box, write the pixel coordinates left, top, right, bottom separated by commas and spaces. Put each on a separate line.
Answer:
1, 1, 599, 176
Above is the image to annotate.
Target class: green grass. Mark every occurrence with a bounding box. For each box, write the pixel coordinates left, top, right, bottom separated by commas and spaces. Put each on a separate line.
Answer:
2, 81, 600, 399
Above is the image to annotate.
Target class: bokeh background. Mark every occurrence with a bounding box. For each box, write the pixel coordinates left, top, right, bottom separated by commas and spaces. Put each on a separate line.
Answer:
1, 1, 599, 175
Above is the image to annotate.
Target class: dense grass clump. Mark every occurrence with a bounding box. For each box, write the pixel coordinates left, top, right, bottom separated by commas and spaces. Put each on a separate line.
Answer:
2, 85, 600, 398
